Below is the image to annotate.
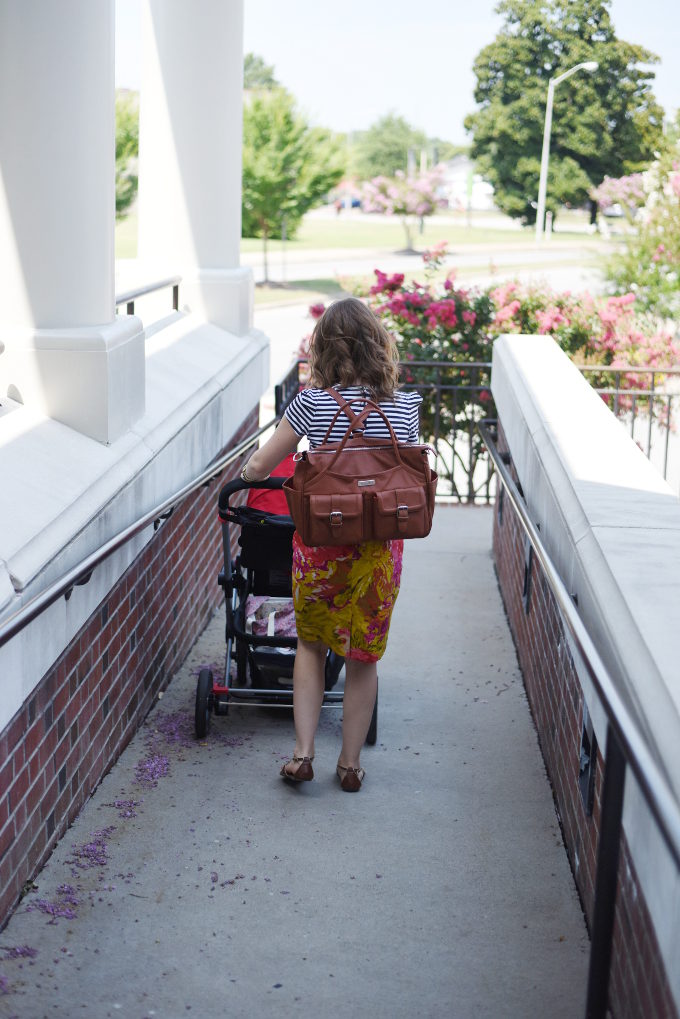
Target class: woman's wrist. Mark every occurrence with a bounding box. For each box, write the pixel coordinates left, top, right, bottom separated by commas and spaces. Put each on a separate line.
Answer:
240, 461, 270, 483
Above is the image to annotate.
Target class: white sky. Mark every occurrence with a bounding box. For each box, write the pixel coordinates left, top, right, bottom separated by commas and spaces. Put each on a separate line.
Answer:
115, 0, 680, 144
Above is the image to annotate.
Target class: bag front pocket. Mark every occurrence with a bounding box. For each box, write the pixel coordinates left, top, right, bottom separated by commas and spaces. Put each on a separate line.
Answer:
306, 493, 364, 546
373, 486, 430, 540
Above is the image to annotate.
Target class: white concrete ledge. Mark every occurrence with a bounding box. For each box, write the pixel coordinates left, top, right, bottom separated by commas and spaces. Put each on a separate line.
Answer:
0, 313, 269, 727
492, 333, 680, 1006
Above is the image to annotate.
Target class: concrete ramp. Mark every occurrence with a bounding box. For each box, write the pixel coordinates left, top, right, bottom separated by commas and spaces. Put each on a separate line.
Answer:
0, 507, 588, 1018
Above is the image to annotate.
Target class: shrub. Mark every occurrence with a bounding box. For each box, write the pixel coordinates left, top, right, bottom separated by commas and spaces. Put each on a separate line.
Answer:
605, 144, 680, 320
298, 247, 679, 496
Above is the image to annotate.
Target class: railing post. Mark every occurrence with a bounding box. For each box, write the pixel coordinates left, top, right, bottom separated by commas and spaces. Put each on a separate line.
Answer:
585, 725, 627, 1019
467, 366, 477, 503
663, 395, 672, 481
646, 372, 656, 458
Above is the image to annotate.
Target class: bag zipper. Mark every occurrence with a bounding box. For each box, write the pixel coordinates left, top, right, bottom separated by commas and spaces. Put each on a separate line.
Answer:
303, 444, 431, 456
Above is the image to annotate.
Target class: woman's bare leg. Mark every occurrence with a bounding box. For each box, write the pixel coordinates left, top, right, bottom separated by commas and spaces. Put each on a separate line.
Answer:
283, 636, 326, 776
338, 658, 377, 771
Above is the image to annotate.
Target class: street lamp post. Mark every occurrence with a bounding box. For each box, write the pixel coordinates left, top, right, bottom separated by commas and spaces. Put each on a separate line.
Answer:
535, 61, 598, 243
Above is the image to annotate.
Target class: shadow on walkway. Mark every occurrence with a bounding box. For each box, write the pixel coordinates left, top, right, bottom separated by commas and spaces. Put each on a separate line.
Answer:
0, 508, 588, 1018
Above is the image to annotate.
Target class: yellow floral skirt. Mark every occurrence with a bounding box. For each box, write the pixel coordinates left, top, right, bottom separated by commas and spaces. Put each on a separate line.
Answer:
291, 533, 403, 663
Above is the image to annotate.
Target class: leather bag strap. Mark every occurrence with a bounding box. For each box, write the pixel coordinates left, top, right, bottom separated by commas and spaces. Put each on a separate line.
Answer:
312, 389, 410, 478
320, 388, 378, 443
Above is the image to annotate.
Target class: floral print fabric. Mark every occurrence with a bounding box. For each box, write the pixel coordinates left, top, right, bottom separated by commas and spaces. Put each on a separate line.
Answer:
292, 533, 403, 662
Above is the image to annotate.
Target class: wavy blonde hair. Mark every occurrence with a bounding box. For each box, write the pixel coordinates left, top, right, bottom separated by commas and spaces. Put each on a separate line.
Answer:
308, 297, 400, 400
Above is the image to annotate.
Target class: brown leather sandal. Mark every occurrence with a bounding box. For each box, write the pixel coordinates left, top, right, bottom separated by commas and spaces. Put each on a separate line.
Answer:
280, 755, 314, 782
336, 763, 365, 792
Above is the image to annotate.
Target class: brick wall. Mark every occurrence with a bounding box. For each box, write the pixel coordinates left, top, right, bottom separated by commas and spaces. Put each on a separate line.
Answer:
493, 423, 677, 1019
0, 409, 258, 928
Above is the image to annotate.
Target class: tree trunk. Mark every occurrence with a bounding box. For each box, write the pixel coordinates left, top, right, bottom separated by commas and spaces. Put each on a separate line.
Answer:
262, 226, 269, 284
401, 217, 413, 251
589, 198, 598, 227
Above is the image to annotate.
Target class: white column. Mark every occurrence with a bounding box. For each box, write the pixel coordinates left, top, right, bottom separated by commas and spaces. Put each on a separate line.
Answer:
138, 0, 252, 336
0, 0, 144, 444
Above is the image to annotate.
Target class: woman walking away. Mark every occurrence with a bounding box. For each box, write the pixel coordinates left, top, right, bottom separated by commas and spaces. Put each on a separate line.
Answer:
240, 298, 422, 791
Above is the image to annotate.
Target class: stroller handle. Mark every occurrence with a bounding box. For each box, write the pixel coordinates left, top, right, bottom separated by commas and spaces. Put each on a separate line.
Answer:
218, 474, 287, 514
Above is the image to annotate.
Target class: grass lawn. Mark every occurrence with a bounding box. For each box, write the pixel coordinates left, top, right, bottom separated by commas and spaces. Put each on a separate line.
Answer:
115, 213, 138, 259
240, 213, 601, 255
116, 207, 609, 261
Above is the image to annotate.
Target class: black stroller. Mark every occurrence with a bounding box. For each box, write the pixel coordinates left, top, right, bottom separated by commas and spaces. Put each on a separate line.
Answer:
194, 475, 378, 744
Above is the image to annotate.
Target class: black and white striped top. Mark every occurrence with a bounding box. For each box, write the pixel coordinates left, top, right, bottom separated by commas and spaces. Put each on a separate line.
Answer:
285, 386, 422, 448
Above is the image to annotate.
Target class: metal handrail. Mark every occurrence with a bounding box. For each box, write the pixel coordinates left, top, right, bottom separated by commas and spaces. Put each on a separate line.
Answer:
0, 416, 275, 649
578, 365, 680, 376
479, 422, 680, 1018
115, 276, 181, 316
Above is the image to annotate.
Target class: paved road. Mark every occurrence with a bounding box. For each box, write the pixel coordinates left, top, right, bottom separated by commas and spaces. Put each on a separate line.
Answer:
0, 508, 589, 1018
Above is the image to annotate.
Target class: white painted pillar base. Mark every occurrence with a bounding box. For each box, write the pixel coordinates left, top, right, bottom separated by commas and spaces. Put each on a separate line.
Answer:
0, 318, 144, 444
181, 269, 254, 337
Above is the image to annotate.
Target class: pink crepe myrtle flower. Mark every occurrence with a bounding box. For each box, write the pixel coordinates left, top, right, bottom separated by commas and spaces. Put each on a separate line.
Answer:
494, 300, 521, 325
369, 269, 405, 295
489, 282, 517, 307
536, 307, 567, 331
666, 171, 680, 199
423, 241, 449, 264
309, 303, 326, 319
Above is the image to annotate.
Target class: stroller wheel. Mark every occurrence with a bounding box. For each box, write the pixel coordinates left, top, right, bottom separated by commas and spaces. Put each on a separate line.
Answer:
365, 679, 378, 746
195, 668, 213, 739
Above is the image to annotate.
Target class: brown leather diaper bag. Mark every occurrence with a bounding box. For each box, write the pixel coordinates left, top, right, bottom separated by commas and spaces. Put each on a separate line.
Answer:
283, 390, 437, 546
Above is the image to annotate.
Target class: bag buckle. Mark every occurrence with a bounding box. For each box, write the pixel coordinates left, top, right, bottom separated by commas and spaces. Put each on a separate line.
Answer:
329, 510, 343, 526
397, 504, 409, 519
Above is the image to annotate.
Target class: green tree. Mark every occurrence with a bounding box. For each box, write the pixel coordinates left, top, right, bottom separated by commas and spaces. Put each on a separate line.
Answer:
115, 90, 139, 221
465, 0, 664, 224
350, 114, 427, 180
242, 89, 345, 282
244, 53, 278, 90
428, 139, 469, 164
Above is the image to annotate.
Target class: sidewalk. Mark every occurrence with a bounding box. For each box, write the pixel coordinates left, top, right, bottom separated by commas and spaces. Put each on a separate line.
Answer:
0, 508, 588, 1018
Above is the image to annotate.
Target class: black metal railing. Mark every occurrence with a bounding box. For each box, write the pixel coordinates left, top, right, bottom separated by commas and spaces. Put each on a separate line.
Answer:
480, 422, 680, 1019
274, 359, 305, 418
115, 275, 181, 317
578, 365, 680, 486
398, 360, 494, 503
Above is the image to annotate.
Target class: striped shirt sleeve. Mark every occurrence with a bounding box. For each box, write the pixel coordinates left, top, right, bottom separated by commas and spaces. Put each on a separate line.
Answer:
285, 388, 316, 437
404, 391, 422, 442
